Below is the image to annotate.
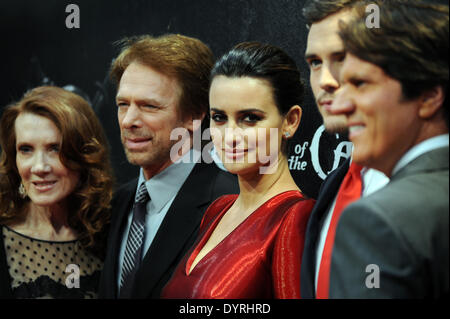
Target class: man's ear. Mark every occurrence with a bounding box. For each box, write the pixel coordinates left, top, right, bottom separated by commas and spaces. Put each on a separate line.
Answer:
282, 105, 302, 138
419, 86, 445, 119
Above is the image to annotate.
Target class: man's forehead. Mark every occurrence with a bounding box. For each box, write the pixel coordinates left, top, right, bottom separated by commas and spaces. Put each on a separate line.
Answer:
117, 62, 181, 100
341, 54, 384, 80
120, 62, 175, 87
305, 9, 355, 55
305, 32, 345, 57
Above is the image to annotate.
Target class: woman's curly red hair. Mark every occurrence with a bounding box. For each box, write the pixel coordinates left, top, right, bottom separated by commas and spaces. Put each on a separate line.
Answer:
0, 86, 114, 257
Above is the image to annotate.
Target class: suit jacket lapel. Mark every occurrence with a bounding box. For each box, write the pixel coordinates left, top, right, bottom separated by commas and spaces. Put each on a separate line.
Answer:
133, 162, 214, 298
301, 158, 351, 298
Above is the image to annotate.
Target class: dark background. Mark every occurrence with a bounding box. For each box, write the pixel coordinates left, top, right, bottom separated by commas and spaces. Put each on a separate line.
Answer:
0, 0, 351, 198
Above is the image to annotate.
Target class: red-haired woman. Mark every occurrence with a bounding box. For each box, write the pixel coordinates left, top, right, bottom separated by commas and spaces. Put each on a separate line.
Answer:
0, 86, 114, 298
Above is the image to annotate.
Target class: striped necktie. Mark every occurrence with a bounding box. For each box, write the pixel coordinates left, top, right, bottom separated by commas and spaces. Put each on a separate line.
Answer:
119, 182, 150, 298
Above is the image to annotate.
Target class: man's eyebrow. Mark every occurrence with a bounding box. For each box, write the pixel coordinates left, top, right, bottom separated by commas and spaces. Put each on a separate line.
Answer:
331, 51, 346, 58
116, 96, 161, 105
305, 50, 346, 61
341, 72, 368, 84
304, 53, 318, 61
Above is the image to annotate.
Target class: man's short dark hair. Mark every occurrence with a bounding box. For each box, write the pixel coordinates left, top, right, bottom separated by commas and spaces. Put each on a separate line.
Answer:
339, 0, 449, 125
302, 0, 360, 26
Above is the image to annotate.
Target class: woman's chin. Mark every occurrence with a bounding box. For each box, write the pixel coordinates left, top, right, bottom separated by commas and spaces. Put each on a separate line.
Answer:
223, 162, 260, 177
27, 195, 66, 210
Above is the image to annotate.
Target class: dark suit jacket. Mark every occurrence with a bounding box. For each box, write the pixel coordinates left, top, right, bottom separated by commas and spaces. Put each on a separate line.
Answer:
98, 161, 238, 298
300, 158, 351, 299
329, 147, 449, 298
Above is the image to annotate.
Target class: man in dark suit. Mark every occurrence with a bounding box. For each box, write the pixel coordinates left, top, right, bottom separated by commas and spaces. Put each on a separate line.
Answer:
98, 34, 238, 298
300, 0, 389, 299
328, 0, 449, 298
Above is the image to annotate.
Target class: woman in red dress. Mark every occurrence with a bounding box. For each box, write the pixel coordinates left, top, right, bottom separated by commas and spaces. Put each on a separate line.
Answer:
162, 42, 315, 299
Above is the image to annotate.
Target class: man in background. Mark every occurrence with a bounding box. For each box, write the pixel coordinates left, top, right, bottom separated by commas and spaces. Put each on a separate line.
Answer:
300, 0, 389, 299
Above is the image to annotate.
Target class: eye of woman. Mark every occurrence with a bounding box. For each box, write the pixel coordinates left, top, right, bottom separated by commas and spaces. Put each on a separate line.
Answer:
211, 112, 227, 123
17, 144, 33, 154
241, 113, 263, 124
49, 144, 60, 153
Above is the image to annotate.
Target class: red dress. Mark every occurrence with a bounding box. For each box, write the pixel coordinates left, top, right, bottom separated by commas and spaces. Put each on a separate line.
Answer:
161, 190, 315, 299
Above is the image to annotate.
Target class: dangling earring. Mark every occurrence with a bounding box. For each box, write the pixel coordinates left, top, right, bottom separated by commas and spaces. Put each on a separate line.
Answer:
18, 182, 27, 198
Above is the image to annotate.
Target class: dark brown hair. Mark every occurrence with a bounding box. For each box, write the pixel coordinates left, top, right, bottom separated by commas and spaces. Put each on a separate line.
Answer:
339, 0, 449, 125
110, 34, 214, 126
0, 86, 114, 255
302, 0, 361, 26
211, 42, 304, 116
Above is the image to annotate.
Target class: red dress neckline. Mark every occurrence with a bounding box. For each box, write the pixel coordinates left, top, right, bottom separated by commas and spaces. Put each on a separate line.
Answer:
185, 190, 302, 276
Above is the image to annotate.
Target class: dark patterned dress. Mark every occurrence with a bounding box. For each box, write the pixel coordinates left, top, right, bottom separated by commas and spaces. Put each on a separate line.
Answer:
1, 225, 102, 298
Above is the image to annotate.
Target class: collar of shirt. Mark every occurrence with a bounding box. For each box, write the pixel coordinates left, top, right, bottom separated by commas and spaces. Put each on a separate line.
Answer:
136, 148, 199, 213
392, 134, 449, 177
348, 146, 389, 197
